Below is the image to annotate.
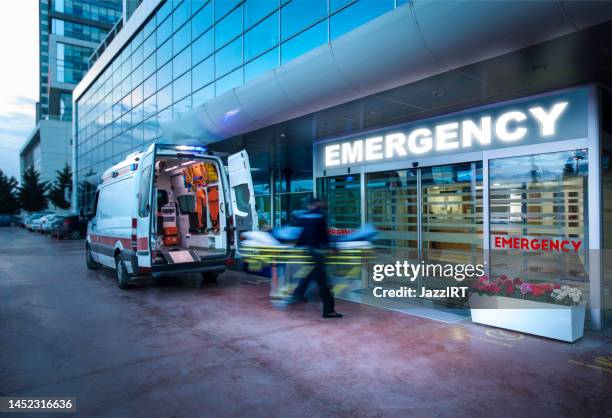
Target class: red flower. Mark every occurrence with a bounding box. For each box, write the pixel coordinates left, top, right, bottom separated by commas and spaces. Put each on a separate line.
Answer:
553, 284, 561, 290
500, 275, 508, 281
505, 284, 514, 296
513, 278, 523, 286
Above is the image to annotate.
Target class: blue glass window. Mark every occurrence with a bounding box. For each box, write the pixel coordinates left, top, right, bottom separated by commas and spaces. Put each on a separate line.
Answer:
143, 73, 156, 99
215, 0, 240, 20
156, 39, 172, 68
132, 83, 144, 106
144, 117, 158, 142
192, 2, 213, 39
172, 21, 191, 53
172, 1, 190, 32
173, 71, 191, 101
281, 0, 326, 41
143, 53, 156, 79
245, 47, 278, 82
143, 94, 157, 120
173, 96, 192, 116
173, 45, 191, 78
157, 61, 173, 88
156, 16, 172, 45
192, 30, 214, 65
131, 63, 144, 87
330, 0, 394, 40
157, 84, 172, 110
330, 0, 354, 13
281, 20, 326, 64
215, 38, 242, 77
245, 0, 279, 28
192, 56, 214, 91
157, 1, 174, 23
144, 33, 156, 58
244, 12, 278, 61
215, 68, 242, 95
192, 84, 214, 107
143, 15, 156, 38
215, 6, 242, 49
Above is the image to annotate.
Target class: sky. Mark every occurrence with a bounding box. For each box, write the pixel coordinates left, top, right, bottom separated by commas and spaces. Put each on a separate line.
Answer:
0, 0, 38, 181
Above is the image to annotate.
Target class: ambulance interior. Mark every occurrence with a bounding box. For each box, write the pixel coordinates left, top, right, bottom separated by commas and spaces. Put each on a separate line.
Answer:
152, 157, 227, 264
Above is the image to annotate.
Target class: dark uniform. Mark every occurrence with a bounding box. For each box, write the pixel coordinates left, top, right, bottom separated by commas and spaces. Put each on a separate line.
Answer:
291, 207, 338, 317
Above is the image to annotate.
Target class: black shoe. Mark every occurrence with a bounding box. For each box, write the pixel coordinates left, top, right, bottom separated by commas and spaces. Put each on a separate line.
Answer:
322, 311, 343, 318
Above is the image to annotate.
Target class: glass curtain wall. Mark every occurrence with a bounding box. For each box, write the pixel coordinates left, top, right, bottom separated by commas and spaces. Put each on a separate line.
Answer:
76, 0, 406, 212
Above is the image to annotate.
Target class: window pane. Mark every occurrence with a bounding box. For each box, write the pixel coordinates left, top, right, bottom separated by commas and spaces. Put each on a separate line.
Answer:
172, 0, 190, 32
192, 56, 214, 91
245, 0, 279, 28
173, 95, 192, 116
192, 30, 214, 65
215, 37, 242, 77
143, 73, 156, 99
157, 60, 172, 88
172, 21, 191, 54
215, 6, 242, 49
330, 0, 394, 40
330, 0, 354, 13
215, 68, 243, 95
156, 38, 172, 68
143, 94, 156, 120
245, 47, 278, 82
157, 84, 172, 110
192, 84, 214, 107
192, 3, 213, 39
244, 12, 278, 61
173, 45, 191, 78
156, 16, 172, 45
281, 20, 326, 64
215, 0, 240, 20
173, 71, 191, 102
144, 33, 156, 58
281, 0, 326, 41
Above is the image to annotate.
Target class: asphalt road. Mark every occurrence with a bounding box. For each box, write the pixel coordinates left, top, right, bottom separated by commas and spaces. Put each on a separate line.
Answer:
0, 227, 611, 418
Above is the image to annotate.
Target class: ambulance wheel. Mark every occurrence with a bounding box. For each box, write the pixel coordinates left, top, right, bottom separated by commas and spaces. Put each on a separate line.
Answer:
115, 256, 131, 289
86, 244, 100, 270
199, 271, 219, 285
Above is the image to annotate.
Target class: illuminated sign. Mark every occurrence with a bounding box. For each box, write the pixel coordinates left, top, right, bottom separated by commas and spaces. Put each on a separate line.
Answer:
315, 88, 590, 170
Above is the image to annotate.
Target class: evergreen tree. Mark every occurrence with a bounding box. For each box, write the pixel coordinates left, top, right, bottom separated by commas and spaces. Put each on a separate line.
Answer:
0, 169, 20, 214
18, 166, 48, 212
48, 164, 72, 210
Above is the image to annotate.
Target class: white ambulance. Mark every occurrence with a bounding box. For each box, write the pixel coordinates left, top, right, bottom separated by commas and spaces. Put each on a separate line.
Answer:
85, 143, 257, 289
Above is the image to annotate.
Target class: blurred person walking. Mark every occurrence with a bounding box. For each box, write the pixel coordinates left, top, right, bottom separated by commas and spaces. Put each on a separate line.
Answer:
287, 199, 343, 318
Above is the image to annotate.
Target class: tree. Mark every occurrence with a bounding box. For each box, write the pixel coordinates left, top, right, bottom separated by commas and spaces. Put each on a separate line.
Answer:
18, 166, 48, 212
0, 169, 20, 214
48, 164, 72, 210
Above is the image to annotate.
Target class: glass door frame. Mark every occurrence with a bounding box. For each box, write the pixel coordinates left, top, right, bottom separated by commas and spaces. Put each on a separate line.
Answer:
313, 86, 602, 329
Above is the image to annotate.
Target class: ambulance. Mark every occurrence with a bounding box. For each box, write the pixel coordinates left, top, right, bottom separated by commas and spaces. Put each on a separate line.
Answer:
85, 143, 257, 289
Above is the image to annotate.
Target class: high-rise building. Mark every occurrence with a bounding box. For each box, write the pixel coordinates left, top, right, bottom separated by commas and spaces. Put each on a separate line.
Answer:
72, 0, 612, 329
20, 0, 122, 188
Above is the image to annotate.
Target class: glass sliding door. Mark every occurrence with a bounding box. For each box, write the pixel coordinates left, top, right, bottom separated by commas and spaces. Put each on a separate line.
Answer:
317, 174, 361, 233
420, 162, 484, 304
365, 169, 418, 288
489, 150, 588, 285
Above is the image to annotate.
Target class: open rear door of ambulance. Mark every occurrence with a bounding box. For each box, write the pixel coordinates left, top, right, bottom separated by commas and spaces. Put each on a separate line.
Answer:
227, 150, 258, 254
135, 143, 156, 272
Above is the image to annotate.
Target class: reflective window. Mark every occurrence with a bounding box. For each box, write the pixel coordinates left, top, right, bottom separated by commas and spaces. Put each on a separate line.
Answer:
156, 39, 172, 68
173, 45, 191, 78
157, 60, 173, 88
215, 68, 242, 95
192, 84, 214, 107
330, 0, 394, 40
172, 1, 190, 32
143, 94, 156, 120
173, 95, 192, 116
245, 47, 278, 82
156, 16, 172, 45
192, 2, 213, 39
192, 30, 214, 65
281, 0, 326, 41
330, 0, 354, 12
281, 20, 326, 64
215, 0, 240, 20
143, 15, 156, 38
245, 0, 279, 28
173, 71, 191, 101
132, 83, 144, 106
244, 12, 278, 61
157, 84, 172, 110
192, 56, 214, 91
144, 34, 156, 59
143, 73, 156, 99
215, 38, 242, 77
143, 53, 156, 79
172, 21, 191, 54
215, 6, 242, 49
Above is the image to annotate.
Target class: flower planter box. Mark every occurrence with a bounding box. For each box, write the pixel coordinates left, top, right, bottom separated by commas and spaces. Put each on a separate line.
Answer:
469, 294, 585, 342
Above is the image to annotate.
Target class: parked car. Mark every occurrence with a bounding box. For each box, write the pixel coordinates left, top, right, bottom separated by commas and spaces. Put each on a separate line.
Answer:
36, 214, 56, 234
86, 143, 257, 289
0, 215, 19, 226
51, 214, 87, 239
25, 212, 52, 231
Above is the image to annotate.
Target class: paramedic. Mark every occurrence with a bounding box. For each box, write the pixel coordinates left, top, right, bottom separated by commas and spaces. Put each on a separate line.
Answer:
287, 199, 343, 318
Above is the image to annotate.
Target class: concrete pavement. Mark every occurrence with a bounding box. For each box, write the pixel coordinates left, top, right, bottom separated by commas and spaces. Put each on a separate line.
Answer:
0, 227, 610, 417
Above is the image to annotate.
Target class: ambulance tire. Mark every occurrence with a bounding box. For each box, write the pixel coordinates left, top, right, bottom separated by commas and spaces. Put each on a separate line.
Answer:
115, 256, 131, 289
86, 244, 100, 270
199, 271, 219, 286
